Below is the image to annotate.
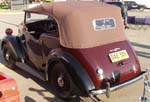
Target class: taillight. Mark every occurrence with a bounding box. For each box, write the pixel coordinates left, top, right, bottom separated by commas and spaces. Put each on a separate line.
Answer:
5, 28, 13, 35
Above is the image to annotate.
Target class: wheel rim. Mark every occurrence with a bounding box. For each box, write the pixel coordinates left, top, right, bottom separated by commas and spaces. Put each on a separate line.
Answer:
55, 70, 71, 95
51, 64, 72, 98
57, 74, 65, 88
3, 47, 15, 68
139, 7, 144, 11
5, 50, 10, 61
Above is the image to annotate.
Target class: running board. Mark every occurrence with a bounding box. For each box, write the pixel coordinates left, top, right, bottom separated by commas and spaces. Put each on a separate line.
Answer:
16, 62, 46, 81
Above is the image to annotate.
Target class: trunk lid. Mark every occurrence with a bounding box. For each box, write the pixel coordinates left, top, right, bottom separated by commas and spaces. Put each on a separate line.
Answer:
65, 40, 141, 89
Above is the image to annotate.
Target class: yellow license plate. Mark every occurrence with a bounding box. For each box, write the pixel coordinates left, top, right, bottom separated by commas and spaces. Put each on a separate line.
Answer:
109, 50, 129, 63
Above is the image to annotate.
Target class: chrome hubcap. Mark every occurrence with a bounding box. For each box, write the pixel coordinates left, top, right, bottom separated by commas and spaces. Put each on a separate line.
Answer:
5, 52, 9, 61
57, 76, 64, 88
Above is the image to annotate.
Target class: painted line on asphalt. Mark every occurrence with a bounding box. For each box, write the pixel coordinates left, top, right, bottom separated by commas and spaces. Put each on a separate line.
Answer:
0, 20, 19, 27
0, 12, 23, 15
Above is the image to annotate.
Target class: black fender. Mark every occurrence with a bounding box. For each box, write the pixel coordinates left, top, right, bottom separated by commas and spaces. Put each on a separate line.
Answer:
1, 35, 25, 62
47, 49, 95, 96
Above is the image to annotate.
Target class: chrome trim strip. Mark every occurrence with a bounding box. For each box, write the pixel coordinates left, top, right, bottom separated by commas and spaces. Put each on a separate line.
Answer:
90, 72, 146, 95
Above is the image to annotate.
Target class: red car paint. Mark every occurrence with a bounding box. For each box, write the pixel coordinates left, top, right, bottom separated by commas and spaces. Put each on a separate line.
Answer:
0, 72, 20, 102
64, 40, 141, 89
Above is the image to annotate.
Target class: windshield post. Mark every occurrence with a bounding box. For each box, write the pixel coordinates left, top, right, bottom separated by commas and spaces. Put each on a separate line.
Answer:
24, 12, 27, 25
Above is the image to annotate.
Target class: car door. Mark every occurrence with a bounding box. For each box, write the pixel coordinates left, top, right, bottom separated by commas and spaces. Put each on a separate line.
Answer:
24, 32, 44, 70
39, 33, 60, 64
24, 19, 59, 71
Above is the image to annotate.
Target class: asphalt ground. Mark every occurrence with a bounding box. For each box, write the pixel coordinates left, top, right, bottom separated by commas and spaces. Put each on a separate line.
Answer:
0, 10, 149, 102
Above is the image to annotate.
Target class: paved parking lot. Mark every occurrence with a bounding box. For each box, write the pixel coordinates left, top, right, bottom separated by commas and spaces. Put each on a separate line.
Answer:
0, 11, 149, 102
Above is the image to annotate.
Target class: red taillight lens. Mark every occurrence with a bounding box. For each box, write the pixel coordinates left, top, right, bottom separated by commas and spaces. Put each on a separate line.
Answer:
5, 28, 13, 35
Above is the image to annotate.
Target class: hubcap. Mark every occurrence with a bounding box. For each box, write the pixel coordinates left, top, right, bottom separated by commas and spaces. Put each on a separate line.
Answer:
5, 52, 10, 61
57, 75, 64, 88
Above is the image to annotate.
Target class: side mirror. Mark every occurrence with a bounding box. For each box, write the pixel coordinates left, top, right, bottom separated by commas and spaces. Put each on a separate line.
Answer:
26, 12, 31, 18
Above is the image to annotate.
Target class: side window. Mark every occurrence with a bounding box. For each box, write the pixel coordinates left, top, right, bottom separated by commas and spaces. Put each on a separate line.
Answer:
43, 17, 59, 37
47, 20, 58, 33
25, 13, 48, 39
25, 13, 59, 39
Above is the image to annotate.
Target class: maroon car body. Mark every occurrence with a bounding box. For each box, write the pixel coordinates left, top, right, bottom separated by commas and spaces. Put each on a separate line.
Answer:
64, 40, 141, 89
1, 1, 145, 101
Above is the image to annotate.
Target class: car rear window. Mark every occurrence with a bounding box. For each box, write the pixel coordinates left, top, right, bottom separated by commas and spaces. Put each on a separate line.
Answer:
93, 18, 116, 31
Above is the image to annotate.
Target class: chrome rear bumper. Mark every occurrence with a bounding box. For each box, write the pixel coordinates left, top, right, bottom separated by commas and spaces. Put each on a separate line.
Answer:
90, 72, 146, 95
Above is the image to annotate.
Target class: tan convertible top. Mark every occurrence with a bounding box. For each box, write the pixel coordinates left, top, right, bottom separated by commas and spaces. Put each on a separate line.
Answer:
25, 1, 127, 48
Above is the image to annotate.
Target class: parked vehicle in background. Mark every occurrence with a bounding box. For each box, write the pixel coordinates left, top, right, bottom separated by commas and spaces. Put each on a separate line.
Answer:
124, 1, 146, 10
1, 1, 145, 101
124, 0, 150, 9
106, 1, 128, 27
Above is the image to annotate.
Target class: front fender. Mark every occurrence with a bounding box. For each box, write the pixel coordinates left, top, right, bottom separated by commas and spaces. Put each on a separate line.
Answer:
1, 35, 25, 62
47, 49, 95, 96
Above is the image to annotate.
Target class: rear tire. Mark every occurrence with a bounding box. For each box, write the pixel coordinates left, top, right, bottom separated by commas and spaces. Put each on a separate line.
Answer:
2, 44, 16, 69
49, 62, 79, 100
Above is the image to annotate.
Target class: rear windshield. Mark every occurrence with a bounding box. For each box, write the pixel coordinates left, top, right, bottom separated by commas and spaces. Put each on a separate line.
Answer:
93, 18, 116, 30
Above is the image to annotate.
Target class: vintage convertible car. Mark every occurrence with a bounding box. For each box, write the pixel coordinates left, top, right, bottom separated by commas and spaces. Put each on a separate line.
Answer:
1, 1, 145, 101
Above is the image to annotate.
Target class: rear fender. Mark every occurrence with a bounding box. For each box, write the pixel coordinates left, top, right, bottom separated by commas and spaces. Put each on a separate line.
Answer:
47, 49, 95, 96
1, 35, 25, 62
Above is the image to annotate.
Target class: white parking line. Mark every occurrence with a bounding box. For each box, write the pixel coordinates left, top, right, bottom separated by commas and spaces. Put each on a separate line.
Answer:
0, 12, 23, 15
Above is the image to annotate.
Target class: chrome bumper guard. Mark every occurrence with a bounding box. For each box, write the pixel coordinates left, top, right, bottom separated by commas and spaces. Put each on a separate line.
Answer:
90, 72, 146, 95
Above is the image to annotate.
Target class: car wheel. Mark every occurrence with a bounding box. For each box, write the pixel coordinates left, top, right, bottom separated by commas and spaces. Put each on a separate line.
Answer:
50, 62, 78, 100
139, 7, 144, 11
3, 44, 16, 69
